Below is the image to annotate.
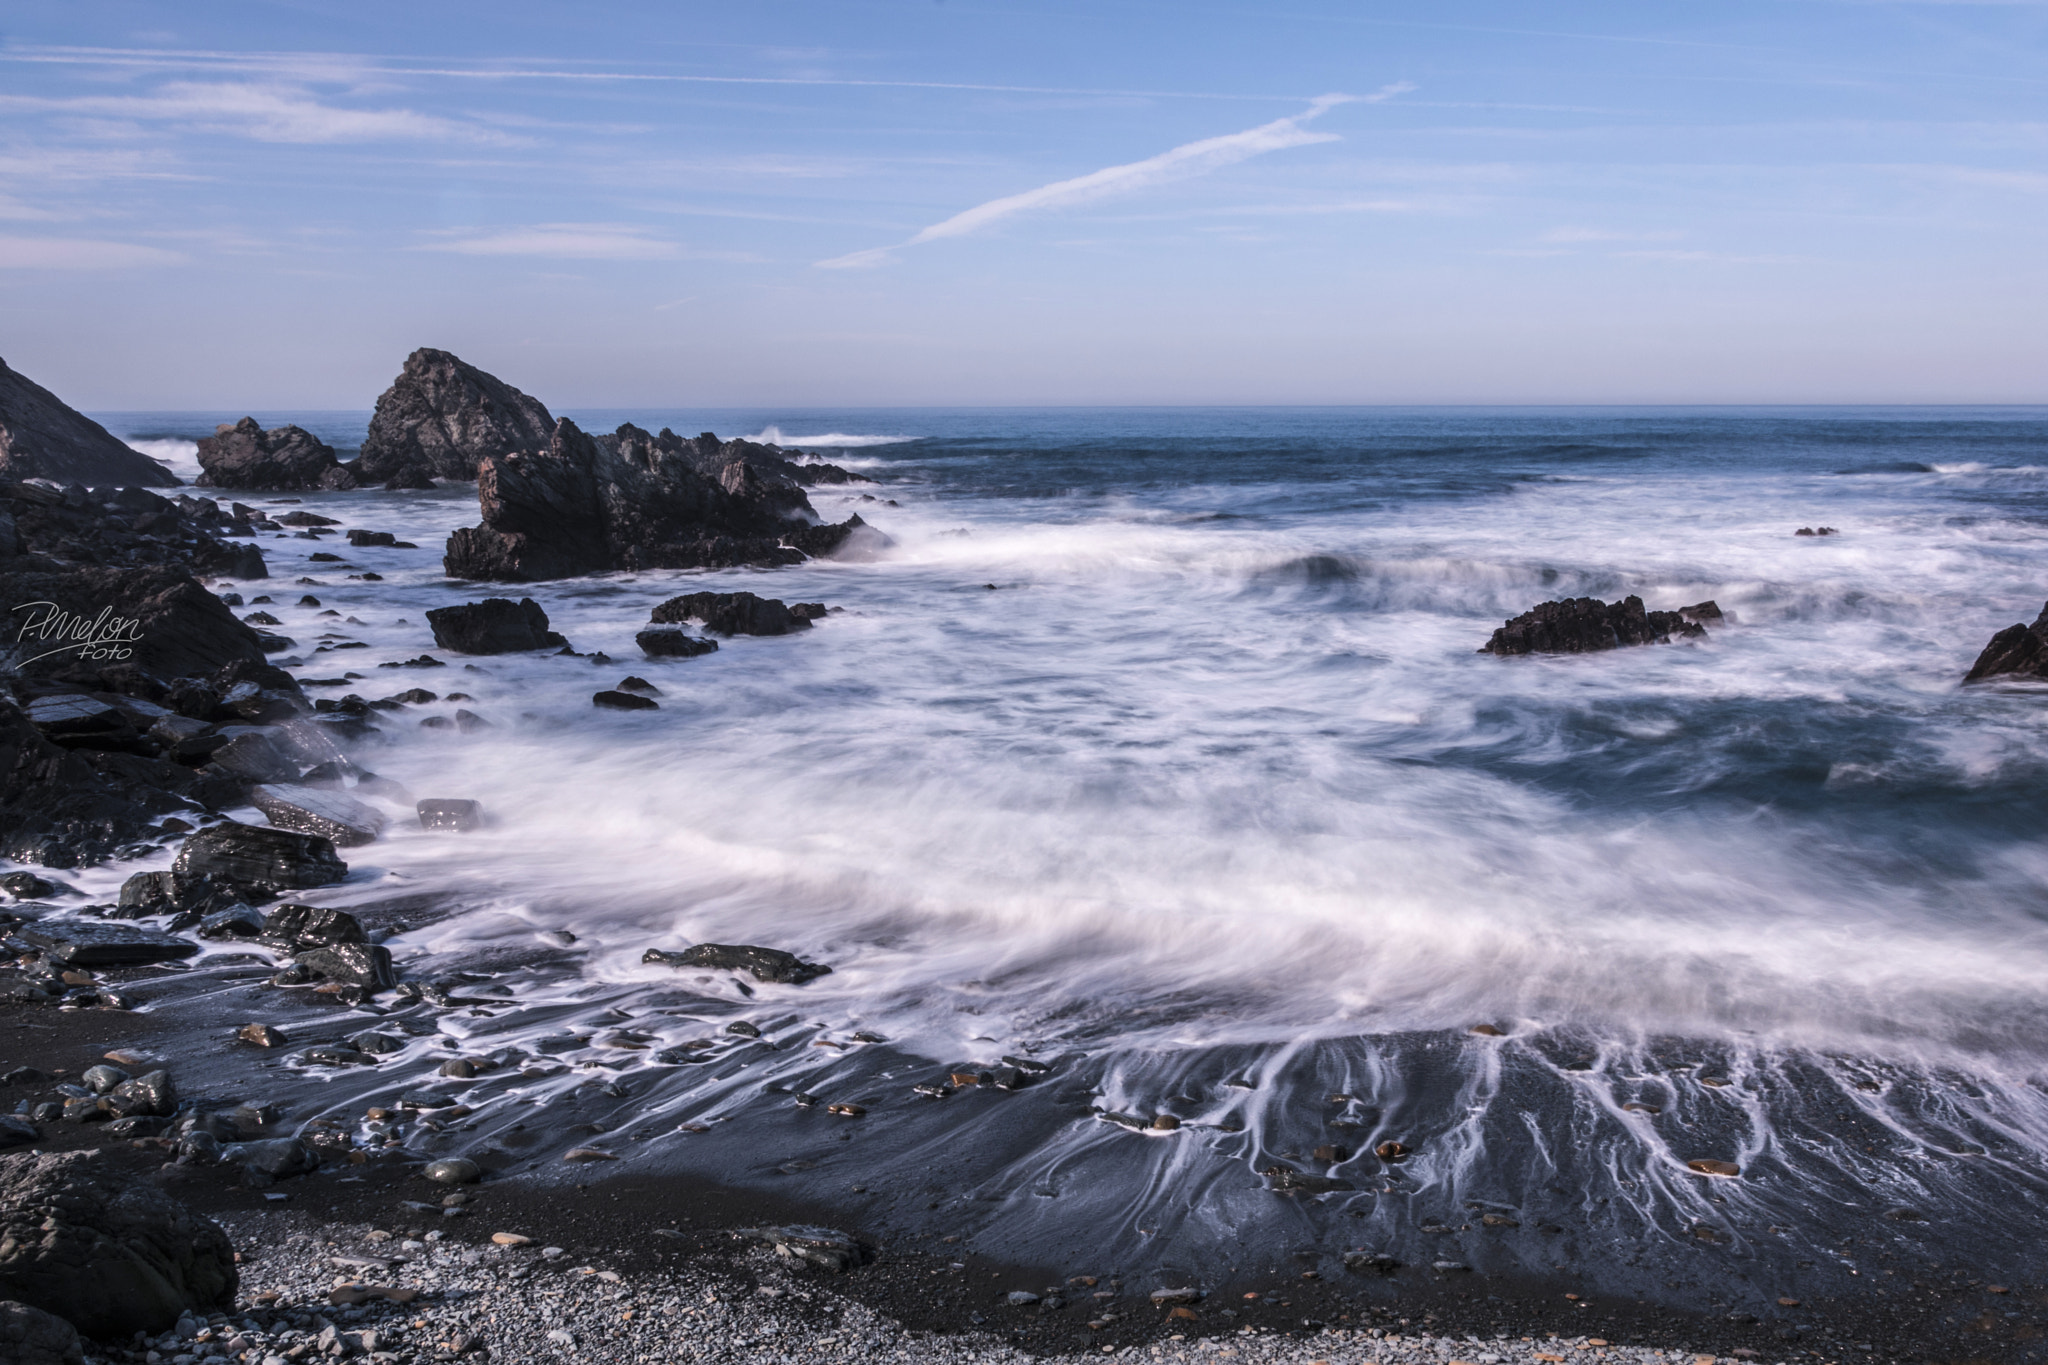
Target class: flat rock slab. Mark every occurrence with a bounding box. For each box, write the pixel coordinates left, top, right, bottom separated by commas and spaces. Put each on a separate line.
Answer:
23, 695, 122, 734
642, 942, 829, 984
16, 922, 198, 968
173, 821, 348, 890
251, 784, 387, 847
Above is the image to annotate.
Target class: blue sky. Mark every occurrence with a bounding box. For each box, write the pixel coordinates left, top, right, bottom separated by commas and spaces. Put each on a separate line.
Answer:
1, 1, 2044, 407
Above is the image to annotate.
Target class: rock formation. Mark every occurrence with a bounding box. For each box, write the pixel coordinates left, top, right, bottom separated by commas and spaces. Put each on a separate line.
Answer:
1481, 597, 1720, 655
195, 417, 357, 491
0, 1150, 237, 1338
443, 420, 872, 582
356, 348, 556, 485
3, 481, 267, 580
425, 597, 567, 653
0, 357, 178, 487
1963, 602, 2048, 682
649, 590, 826, 636
0, 564, 268, 680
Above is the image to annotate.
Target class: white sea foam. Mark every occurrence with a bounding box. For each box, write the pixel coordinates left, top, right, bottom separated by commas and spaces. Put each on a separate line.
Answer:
120, 437, 201, 482
745, 425, 918, 449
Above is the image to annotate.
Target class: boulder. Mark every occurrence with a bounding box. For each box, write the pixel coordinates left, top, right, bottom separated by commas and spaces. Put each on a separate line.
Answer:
16, 922, 197, 968
0, 1150, 237, 1337
293, 942, 395, 991
442, 420, 870, 582
116, 871, 253, 919
0, 1300, 85, 1365
1964, 602, 2048, 683
195, 418, 356, 491
356, 348, 556, 485
260, 902, 366, 953
424, 597, 567, 653
0, 565, 267, 680
635, 628, 717, 659
172, 821, 348, 890
251, 783, 386, 846
0, 702, 172, 867
1480, 595, 1713, 655
593, 690, 658, 711
649, 590, 824, 637
642, 942, 830, 984
0, 357, 178, 487
417, 798, 483, 831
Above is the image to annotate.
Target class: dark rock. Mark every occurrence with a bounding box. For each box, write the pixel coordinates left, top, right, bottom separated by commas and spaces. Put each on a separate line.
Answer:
226, 1137, 318, 1178
1480, 595, 1710, 655
172, 821, 348, 890
649, 590, 819, 637
277, 511, 337, 528
260, 903, 366, 952
635, 628, 718, 659
195, 418, 355, 491
17, 922, 197, 968
0, 872, 65, 900
118, 870, 254, 919
238, 1024, 288, 1047
615, 676, 661, 695
417, 798, 484, 831
349, 1031, 403, 1055
107, 1070, 175, 1118
0, 702, 176, 866
293, 942, 396, 991
0, 1149, 236, 1336
0, 1118, 38, 1149
346, 529, 408, 548
442, 419, 871, 582
593, 690, 658, 711
424, 1157, 481, 1185
250, 783, 386, 846
357, 348, 555, 484
0, 358, 178, 486
425, 597, 567, 654
1263, 1164, 1353, 1194
0, 565, 267, 679
1964, 602, 2048, 683
301, 1046, 377, 1067
0, 1299, 86, 1365
642, 943, 829, 984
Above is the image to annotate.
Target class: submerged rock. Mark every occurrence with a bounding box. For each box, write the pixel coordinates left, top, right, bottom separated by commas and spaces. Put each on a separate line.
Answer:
1480, 595, 1717, 655
293, 942, 395, 991
425, 597, 568, 654
442, 419, 870, 582
196, 418, 355, 491
1963, 601, 2048, 682
417, 798, 484, 831
641, 942, 830, 984
16, 922, 198, 968
357, 348, 557, 485
251, 783, 387, 847
173, 821, 348, 890
648, 590, 825, 637
0, 1149, 237, 1337
593, 690, 658, 711
0, 357, 179, 487
634, 628, 718, 659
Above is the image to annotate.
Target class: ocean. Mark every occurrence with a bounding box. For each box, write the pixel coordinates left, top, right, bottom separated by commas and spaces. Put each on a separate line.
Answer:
84, 404, 2048, 1314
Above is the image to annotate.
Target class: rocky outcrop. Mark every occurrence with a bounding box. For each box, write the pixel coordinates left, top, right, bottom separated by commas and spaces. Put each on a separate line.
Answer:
0, 1150, 237, 1338
1963, 602, 2048, 683
0, 565, 268, 680
195, 418, 356, 491
0, 702, 176, 866
0, 358, 178, 488
3, 482, 267, 581
650, 590, 825, 636
425, 597, 567, 653
0, 1300, 84, 1365
443, 420, 872, 582
172, 822, 348, 890
1480, 597, 1719, 655
356, 349, 555, 485
642, 942, 830, 983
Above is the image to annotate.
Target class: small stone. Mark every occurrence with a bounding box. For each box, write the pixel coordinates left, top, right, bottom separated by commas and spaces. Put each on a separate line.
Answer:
491, 1232, 532, 1246
1313, 1144, 1349, 1163
1149, 1288, 1202, 1305
439, 1058, 475, 1078
1374, 1140, 1409, 1162
562, 1147, 617, 1163
615, 676, 662, 695
1150, 1114, 1180, 1131
1469, 1023, 1505, 1036
1686, 1158, 1741, 1177
1006, 1291, 1040, 1306
423, 1158, 481, 1185
238, 1024, 289, 1048
827, 1102, 866, 1117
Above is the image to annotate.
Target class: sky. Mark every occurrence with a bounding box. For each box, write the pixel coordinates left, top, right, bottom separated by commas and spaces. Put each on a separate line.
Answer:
0, 1, 2044, 408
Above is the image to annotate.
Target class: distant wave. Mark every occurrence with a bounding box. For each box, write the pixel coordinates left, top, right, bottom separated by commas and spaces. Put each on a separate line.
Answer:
746, 425, 917, 449
121, 436, 201, 481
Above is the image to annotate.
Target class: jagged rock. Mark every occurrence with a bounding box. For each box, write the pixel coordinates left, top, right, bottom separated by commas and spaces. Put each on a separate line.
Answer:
1480, 595, 1714, 655
417, 798, 483, 831
1964, 602, 2048, 682
107, 1070, 175, 1118
16, 921, 197, 968
357, 348, 556, 484
649, 590, 825, 636
443, 419, 871, 582
0, 872, 64, 900
641, 943, 829, 984
425, 597, 567, 653
346, 529, 410, 548
293, 942, 395, 991
197, 905, 264, 939
0, 566, 267, 680
0, 357, 178, 487
0, 1299, 86, 1365
635, 628, 717, 659
0, 702, 176, 866
195, 418, 356, 491
251, 783, 386, 846
205, 730, 298, 782
172, 821, 348, 890
117, 870, 254, 919
0, 1149, 237, 1336
260, 903, 366, 953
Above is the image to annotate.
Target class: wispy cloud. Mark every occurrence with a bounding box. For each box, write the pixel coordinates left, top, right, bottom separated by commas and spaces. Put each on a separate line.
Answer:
0, 235, 183, 269
0, 81, 509, 144
415, 223, 756, 261
816, 88, 1408, 268
1540, 226, 1684, 243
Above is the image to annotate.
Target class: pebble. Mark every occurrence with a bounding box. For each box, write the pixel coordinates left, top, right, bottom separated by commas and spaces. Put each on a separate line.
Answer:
422, 1158, 481, 1185
238, 1024, 289, 1048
